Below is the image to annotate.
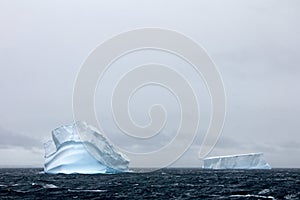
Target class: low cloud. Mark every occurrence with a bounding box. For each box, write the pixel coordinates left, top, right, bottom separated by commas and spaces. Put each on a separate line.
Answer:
0, 126, 40, 149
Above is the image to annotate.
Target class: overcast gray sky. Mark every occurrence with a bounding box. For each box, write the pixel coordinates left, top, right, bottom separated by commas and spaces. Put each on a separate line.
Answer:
0, 0, 299, 168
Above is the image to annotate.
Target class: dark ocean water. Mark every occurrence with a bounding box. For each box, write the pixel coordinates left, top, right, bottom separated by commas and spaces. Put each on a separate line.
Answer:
0, 168, 299, 200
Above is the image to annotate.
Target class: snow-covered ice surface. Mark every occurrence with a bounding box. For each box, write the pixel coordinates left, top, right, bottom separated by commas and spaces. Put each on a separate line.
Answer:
203, 153, 271, 169
44, 122, 129, 174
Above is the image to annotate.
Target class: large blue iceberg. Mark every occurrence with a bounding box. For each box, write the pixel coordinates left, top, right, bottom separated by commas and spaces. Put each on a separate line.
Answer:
44, 122, 129, 174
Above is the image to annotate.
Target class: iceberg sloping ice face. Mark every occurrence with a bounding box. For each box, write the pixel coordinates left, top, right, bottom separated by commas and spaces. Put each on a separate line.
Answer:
44, 122, 130, 174
203, 153, 271, 169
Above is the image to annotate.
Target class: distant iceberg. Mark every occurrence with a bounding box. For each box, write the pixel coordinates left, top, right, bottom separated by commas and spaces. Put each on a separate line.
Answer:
44, 122, 129, 174
203, 153, 271, 169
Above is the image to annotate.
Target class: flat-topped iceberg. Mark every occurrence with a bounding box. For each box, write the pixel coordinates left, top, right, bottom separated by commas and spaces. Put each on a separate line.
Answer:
44, 122, 129, 174
203, 153, 271, 169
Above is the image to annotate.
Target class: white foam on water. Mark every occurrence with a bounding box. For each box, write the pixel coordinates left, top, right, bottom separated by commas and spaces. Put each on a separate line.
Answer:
230, 194, 276, 199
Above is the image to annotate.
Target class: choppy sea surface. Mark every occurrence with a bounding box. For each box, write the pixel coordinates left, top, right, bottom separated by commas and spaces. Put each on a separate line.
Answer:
0, 168, 299, 199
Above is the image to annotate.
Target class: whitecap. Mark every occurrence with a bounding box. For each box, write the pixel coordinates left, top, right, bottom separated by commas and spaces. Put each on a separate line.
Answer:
230, 194, 275, 199
43, 184, 58, 189
259, 189, 270, 195
68, 189, 107, 193
284, 194, 297, 199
